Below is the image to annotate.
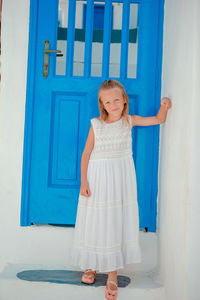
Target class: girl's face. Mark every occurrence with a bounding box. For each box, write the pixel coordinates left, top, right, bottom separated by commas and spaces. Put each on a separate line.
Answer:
100, 87, 126, 118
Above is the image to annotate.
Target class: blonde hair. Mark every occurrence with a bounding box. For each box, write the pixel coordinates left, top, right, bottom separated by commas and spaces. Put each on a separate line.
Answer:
98, 79, 130, 126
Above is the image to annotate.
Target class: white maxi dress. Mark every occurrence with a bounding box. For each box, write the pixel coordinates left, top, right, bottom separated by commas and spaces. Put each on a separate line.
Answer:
70, 115, 142, 272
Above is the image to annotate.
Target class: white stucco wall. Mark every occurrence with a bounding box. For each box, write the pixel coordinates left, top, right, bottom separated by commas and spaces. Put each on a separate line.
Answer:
157, 0, 200, 299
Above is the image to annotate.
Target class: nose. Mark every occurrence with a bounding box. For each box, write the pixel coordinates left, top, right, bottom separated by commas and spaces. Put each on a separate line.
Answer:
112, 104, 119, 109
111, 103, 117, 109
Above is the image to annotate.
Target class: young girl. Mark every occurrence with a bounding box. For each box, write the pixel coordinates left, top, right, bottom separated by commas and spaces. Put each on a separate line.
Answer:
70, 79, 171, 300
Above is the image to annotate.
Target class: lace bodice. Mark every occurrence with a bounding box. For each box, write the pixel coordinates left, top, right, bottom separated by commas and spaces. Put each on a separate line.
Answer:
89, 115, 133, 160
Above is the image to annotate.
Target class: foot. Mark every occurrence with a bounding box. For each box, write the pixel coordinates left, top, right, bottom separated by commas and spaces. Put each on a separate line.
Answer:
81, 269, 96, 284
105, 279, 118, 300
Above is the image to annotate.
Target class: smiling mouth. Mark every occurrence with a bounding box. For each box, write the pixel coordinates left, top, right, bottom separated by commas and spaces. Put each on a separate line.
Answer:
112, 109, 119, 111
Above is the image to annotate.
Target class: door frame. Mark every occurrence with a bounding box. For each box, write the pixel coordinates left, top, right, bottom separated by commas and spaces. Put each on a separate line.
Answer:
20, 0, 165, 227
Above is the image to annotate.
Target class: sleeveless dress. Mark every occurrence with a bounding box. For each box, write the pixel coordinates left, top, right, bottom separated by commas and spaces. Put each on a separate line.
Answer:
70, 114, 142, 272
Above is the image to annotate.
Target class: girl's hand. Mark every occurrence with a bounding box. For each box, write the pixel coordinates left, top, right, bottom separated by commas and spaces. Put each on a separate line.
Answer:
80, 181, 91, 197
161, 97, 172, 110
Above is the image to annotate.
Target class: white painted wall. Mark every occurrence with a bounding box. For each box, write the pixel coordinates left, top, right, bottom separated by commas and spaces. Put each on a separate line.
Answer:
157, 0, 200, 299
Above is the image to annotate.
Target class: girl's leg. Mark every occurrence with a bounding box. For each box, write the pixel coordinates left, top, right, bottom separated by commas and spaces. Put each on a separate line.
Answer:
108, 270, 117, 281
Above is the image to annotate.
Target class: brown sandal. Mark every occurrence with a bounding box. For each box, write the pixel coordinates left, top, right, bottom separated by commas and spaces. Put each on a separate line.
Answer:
81, 269, 97, 284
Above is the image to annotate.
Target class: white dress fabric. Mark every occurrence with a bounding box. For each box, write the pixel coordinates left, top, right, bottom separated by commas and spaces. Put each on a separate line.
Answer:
70, 114, 142, 272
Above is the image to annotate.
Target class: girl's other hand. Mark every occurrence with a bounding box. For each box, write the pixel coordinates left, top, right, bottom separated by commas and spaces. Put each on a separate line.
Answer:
80, 181, 91, 197
161, 97, 172, 110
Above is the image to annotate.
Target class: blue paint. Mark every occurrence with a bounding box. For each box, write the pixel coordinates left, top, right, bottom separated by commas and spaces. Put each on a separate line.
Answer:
84, 1, 94, 77
20, 0, 38, 226
120, 1, 130, 79
16, 270, 131, 287
93, 5, 105, 30
21, 0, 165, 232
149, 0, 165, 232
83, 4, 106, 30
66, 0, 76, 77
102, 0, 112, 77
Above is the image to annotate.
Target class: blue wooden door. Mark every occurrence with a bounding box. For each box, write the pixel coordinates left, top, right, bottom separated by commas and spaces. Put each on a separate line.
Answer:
21, 0, 164, 232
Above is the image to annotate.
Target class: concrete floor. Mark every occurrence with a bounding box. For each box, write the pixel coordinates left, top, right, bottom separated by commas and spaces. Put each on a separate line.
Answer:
0, 263, 165, 300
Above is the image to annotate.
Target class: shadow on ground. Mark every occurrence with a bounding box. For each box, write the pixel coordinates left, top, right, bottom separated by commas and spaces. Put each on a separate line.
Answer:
16, 270, 131, 287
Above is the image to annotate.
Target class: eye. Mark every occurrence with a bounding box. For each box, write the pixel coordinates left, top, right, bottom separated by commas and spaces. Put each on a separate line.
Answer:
115, 99, 119, 101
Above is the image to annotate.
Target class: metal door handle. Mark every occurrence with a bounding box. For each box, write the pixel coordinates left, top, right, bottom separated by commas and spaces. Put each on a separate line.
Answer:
43, 39, 62, 77
44, 49, 61, 54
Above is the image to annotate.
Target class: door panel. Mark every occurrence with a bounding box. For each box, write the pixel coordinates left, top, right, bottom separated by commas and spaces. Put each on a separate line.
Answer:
21, 0, 164, 232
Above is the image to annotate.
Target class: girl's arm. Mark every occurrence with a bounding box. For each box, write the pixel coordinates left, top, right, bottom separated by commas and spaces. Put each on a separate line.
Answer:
131, 97, 172, 127
80, 125, 94, 196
